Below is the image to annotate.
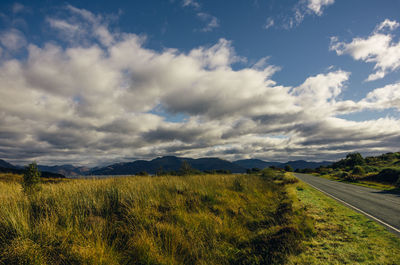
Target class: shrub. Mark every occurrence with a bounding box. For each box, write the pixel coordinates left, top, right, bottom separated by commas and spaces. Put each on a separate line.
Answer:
396, 177, 400, 189
336, 171, 349, 179
332, 152, 365, 169
344, 174, 358, 182
352, 165, 365, 176
375, 168, 400, 183
22, 162, 41, 194
261, 168, 277, 179
363, 165, 379, 173
284, 165, 294, 172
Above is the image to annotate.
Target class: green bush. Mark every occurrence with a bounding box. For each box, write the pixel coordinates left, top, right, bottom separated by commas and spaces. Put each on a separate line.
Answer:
284, 165, 294, 172
261, 168, 277, 179
343, 173, 357, 182
352, 165, 365, 176
22, 162, 41, 194
376, 168, 400, 183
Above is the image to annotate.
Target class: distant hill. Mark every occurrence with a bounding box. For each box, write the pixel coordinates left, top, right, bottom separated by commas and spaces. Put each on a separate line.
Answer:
0, 159, 18, 169
91, 156, 246, 175
0, 159, 65, 178
38, 164, 92, 176
233, 159, 282, 169
0, 156, 333, 177
233, 159, 332, 170
284, 160, 332, 170
0, 166, 65, 178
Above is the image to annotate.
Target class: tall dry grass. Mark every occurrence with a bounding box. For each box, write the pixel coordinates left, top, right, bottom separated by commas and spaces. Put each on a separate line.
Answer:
0, 173, 311, 264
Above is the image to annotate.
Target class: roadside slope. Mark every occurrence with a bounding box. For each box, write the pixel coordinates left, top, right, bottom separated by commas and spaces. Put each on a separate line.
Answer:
294, 173, 400, 235
288, 179, 400, 264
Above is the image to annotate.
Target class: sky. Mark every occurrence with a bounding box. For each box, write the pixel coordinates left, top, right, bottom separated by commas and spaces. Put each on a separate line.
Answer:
0, 0, 400, 166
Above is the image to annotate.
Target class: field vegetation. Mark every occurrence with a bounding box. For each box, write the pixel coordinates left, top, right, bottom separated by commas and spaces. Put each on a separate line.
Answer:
299, 152, 400, 191
288, 178, 400, 264
0, 170, 313, 264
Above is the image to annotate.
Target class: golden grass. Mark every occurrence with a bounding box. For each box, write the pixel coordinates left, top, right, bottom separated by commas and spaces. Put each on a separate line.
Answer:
0, 173, 310, 264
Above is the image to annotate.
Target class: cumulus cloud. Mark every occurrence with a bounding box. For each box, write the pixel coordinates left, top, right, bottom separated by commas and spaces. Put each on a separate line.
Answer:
292, 70, 350, 116
359, 82, 400, 110
0, 28, 26, 51
0, 5, 400, 166
331, 19, 400, 81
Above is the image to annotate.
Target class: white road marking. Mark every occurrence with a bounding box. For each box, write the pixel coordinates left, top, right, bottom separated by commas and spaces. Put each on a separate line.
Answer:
301, 179, 400, 234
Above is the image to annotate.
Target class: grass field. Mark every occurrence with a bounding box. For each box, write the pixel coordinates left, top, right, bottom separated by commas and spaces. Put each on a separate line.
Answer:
1, 171, 399, 264
288, 180, 400, 264
0, 172, 313, 264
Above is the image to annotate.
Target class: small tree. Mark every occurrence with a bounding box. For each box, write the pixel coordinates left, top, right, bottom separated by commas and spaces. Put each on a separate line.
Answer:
284, 165, 294, 172
180, 161, 192, 176
22, 162, 41, 194
345, 153, 365, 168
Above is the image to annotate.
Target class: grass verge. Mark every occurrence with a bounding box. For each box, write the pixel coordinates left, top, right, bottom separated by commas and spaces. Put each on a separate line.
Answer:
288, 180, 400, 264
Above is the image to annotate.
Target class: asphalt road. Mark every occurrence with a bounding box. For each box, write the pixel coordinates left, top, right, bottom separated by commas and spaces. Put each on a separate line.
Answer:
294, 173, 400, 236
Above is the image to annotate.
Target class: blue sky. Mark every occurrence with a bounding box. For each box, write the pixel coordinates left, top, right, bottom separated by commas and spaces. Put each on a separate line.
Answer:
0, 0, 400, 165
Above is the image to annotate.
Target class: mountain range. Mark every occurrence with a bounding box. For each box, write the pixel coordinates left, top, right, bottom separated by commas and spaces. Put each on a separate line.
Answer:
0, 157, 333, 177
0, 159, 65, 178
37, 165, 92, 177
90, 156, 246, 175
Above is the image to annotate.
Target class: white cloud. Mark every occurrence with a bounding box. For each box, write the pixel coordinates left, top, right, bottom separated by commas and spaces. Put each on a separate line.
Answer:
182, 0, 200, 9
359, 82, 400, 110
375, 19, 400, 32
197, 12, 219, 32
1, 5, 400, 165
292, 70, 350, 116
284, 0, 335, 28
180, 1, 218, 32
331, 19, 400, 81
307, 0, 335, 16
0, 28, 26, 51
47, 18, 81, 36
47, 5, 115, 47
264, 18, 274, 30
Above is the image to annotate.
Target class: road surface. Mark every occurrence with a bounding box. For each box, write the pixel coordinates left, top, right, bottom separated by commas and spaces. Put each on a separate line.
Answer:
294, 173, 400, 236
